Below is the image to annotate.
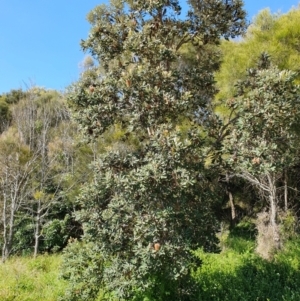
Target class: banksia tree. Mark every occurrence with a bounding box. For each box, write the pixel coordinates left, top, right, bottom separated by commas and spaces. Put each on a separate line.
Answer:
223, 54, 300, 256
63, 0, 246, 300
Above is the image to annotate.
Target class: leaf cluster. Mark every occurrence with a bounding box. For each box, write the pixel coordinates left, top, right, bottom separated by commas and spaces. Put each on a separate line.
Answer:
224, 54, 300, 174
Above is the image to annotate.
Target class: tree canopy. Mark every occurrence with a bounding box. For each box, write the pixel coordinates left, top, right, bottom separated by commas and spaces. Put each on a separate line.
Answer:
63, 0, 246, 300
216, 6, 300, 100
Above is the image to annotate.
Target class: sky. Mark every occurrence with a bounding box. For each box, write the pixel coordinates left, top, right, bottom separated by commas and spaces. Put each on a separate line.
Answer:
0, 0, 299, 94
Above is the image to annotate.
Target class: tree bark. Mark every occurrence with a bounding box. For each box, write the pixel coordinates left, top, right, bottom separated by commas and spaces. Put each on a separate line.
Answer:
225, 173, 236, 223
2, 190, 17, 263
33, 213, 40, 258
2, 189, 8, 263
267, 174, 281, 249
284, 169, 288, 212
228, 190, 236, 222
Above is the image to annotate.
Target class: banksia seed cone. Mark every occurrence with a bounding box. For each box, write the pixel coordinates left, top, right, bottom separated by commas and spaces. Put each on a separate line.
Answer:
154, 243, 161, 251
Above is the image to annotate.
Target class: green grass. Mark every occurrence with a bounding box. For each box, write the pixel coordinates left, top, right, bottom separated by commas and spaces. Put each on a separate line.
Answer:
193, 239, 300, 301
0, 254, 67, 301
1, 238, 300, 301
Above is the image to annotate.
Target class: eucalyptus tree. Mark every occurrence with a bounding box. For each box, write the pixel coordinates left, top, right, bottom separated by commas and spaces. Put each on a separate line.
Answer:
0, 130, 37, 262
8, 88, 73, 257
64, 0, 246, 300
19, 89, 70, 257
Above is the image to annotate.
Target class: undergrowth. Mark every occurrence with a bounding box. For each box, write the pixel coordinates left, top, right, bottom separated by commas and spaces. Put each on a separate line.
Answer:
0, 254, 67, 301
1, 236, 300, 301
193, 239, 300, 301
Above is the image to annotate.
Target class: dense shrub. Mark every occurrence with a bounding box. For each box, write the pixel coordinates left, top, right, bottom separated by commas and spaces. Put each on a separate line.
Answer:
60, 239, 104, 301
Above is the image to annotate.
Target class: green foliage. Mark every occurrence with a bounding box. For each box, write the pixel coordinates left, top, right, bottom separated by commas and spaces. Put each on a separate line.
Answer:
224, 55, 300, 174
73, 126, 219, 300
42, 215, 72, 252
188, 0, 246, 41
64, 0, 246, 300
216, 6, 300, 100
13, 218, 35, 256
60, 240, 104, 301
3, 238, 300, 301
1, 89, 27, 104
0, 98, 11, 132
221, 54, 300, 254
193, 240, 300, 300
280, 210, 298, 240
222, 219, 257, 253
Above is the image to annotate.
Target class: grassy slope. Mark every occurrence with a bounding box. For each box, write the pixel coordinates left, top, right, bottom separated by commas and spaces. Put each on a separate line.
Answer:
1, 239, 300, 301
0, 255, 67, 301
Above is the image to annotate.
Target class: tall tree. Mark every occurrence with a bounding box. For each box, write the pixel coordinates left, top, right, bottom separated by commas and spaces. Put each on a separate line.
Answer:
0, 130, 36, 262
63, 0, 246, 300
223, 54, 300, 256
14, 89, 70, 257
1, 88, 76, 257
212, 6, 300, 233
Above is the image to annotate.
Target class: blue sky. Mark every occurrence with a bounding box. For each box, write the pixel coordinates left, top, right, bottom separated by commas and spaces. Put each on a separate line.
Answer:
0, 0, 298, 94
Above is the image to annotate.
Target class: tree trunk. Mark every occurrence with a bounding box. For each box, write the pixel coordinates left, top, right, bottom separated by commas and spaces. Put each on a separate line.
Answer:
228, 190, 236, 222
33, 200, 42, 258
268, 174, 281, 250
2, 195, 8, 263
225, 173, 236, 224
2, 195, 16, 263
284, 170, 288, 212
33, 218, 40, 258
